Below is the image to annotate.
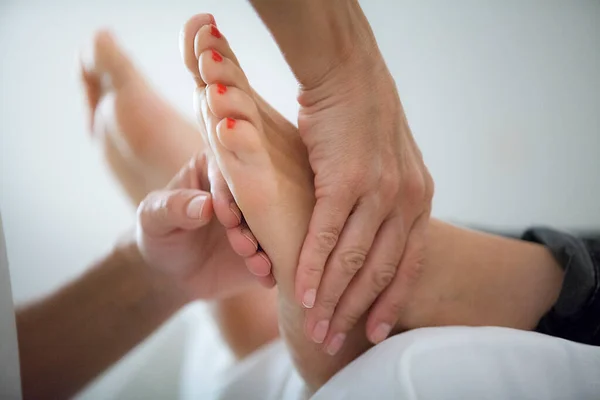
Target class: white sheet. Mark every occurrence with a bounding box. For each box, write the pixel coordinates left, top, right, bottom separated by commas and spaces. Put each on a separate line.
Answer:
183, 325, 600, 399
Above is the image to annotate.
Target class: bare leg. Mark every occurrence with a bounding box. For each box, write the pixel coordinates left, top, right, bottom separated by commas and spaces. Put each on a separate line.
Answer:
80, 29, 277, 358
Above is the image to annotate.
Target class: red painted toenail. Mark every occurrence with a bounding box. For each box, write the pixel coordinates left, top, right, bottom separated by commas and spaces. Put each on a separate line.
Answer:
210, 25, 222, 39
226, 117, 236, 129
217, 83, 227, 94
211, 49, 223, 62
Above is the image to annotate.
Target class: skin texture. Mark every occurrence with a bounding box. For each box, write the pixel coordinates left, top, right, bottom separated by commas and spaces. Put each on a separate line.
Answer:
184, 14, 564, 392
247, 0, 435, 346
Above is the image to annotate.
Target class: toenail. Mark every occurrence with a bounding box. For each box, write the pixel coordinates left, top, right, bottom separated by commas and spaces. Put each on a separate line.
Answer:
217, 83, 227, 94
211, 49, 223, 62
226, 117, 236, 129
210, 25, 222, 39
312, 320, 329, 344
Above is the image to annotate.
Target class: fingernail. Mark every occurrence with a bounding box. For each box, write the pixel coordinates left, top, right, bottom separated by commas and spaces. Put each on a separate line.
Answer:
187, 195, 208, 219
302, 289, 316, 309
229, 202, 242, 224
211, 49, 223, 62
326, 333, 346, 356
371, 323, 392, 344
216, 83, 227, 94
312, 320, 329, 344
258, 252, 272, 269
241, 228, 258, 251
226, 117, 236, 129
210, 25, 222, 38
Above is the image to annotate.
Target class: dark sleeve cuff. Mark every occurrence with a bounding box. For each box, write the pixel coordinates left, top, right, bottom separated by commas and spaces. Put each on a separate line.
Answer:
522, 228, 600, 346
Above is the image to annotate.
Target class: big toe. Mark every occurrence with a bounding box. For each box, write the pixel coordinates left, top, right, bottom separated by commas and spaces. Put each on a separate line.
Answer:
82, 30, 139, 93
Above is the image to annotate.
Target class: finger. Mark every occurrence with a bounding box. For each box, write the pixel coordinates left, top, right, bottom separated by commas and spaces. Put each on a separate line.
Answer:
256, 274, 276, 289
165, 154, 203, 191
208, 155, 243, 228
137, 189, 213, 237
226, 224, 259, 257
323, 216, 405, 355
245, 251, 273, 278
304, 201, 382, 344
366, 211, 430, 344
295, 194, 356, 310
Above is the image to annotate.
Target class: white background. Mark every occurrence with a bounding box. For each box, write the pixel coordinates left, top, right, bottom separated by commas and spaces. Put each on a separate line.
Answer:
1, 0, 599, 398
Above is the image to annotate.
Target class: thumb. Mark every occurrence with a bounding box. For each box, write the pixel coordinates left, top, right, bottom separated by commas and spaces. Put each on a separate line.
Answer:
138, 189, 213, 237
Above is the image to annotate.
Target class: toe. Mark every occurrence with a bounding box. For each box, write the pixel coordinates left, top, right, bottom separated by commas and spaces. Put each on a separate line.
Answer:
194, 23, 240, 69
180, 13, 216, 82
206, 84, 262, 128
215, 118, 263, 159
198, 49, 251, 94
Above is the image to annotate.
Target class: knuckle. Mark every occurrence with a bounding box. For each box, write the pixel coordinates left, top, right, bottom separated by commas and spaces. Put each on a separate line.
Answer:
400, 256, 426, 286
315, 227, 341, 254
317, 292, 341, 312
402, 171, 427, 205
386, 297, 409, 318
424, 170, 435, 202
380, 172, 400, 201
337, 310, 361, 331
370, 265, 397, 292
137, 193, 162, 223
339, 249, 368, 276
300, 261, 325, 280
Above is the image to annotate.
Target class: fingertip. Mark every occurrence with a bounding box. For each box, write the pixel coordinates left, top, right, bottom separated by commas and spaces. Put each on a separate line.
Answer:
227, 226, 258, 257
245, 252, 272, 277
257, 274, 275, 288
301, 288, 316, 309
368, 322, 392, 345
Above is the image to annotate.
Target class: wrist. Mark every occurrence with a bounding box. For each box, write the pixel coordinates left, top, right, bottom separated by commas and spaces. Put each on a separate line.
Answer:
114, 238, 190, 312
251, 0, 378, 89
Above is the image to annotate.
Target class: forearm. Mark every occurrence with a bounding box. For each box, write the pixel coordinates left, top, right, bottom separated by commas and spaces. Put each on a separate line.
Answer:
248, 0, 377, 88
16, 240, 187, 399
273, 219, 564, 392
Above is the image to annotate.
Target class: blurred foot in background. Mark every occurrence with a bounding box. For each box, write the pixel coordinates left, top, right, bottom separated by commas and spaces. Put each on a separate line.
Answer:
80, 30, 202, 205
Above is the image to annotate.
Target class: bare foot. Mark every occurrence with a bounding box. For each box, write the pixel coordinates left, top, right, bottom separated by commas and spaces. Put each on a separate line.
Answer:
81, 30, 202, 204
186, 14, 564, 392
184, 15, 370, 390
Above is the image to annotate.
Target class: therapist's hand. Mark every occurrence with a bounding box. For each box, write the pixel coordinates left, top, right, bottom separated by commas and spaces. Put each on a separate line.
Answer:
136, 153, 273, 301
296, 49, 434, 345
